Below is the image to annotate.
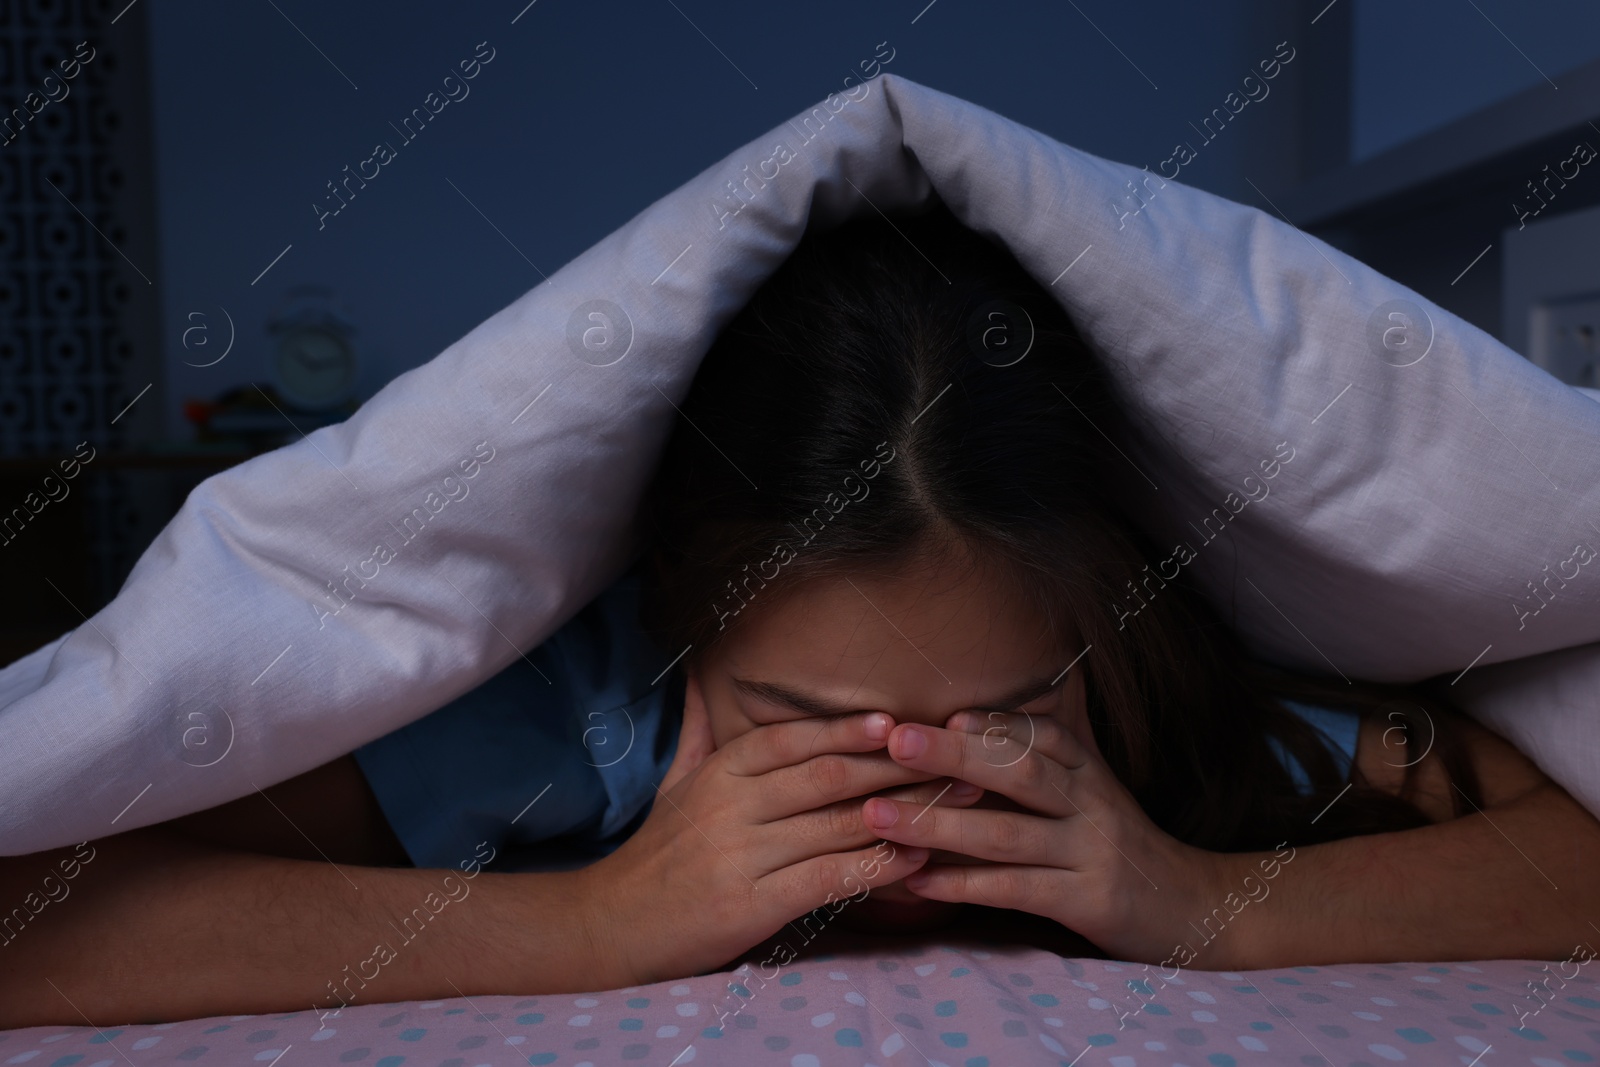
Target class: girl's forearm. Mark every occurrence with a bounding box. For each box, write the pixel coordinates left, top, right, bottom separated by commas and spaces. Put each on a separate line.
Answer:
0, 826, 603, 1028
1190, 782, 1600, 970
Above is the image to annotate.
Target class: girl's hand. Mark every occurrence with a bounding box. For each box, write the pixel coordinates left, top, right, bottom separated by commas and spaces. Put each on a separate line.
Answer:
859, 709, 1230, 964
576, 676, 985, 987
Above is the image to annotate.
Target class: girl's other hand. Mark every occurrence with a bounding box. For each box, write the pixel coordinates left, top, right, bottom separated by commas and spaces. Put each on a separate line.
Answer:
574, 675, 984, 987
859, 709, 1229, 965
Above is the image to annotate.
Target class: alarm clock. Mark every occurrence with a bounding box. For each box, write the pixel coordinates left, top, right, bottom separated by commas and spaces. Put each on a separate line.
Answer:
266, 285, 359, 411
275, 325, 357, 409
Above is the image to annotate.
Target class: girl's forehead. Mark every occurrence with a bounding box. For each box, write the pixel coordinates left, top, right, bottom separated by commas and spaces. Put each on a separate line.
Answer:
712, 557, 1072, 717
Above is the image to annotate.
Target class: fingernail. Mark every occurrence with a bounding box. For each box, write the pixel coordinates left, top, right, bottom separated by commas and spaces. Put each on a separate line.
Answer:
903, 847, 929, 865
865, 797, 899, 827
947, 711, 972, 732
950, 780, 981, 799
863, 712, 891, 741
893, 726, 927, 759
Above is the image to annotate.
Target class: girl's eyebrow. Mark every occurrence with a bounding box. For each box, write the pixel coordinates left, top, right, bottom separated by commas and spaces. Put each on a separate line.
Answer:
730, 672, 1067, 716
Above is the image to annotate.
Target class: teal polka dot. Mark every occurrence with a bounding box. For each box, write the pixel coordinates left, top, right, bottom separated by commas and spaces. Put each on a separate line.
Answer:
951, 967, 970, 977
1513, 1028, 1547, 1041
1234, 985, 1259, 994
835, 1029, 863, 1047
729, 984, 750, 998
1086, 1034, 1116, 1046
1144, 1004, 1171, 1016
375, 1058, 406, 1067
1127, 979, 1154, 995
780, 972, 803, 986
965, 1059, 990, 1067
527, 1055, 558, 1066
89, 1031, 127, 1044
1466, 983, 1491, 991
1395, 1028, 1435, 1043
49, 1056, 85, 1067
397, 1029, 427, 1041
700, 1027, 723, 1040
1569, 996, 1600, 1009
1249, 1021, 1274, 1031
516, 1013, 545, 1025
1471, 1003, 1504, 1015
627, 997, 650, 1008
940, 1032, 970, 1048
1272, 977, 1302, 985
935, 1001, 958, 1017
1563, 1050, 1595, 1061
1027, 994, 1059, 1007
445, 1008, 466, 1016
1207, 1056, 1238, 1067
620, 1019, 643, 1031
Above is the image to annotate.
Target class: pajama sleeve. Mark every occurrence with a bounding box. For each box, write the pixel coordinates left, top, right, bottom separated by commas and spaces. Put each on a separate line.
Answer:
1269, 699, 1361, 796
350, 561, 685, 873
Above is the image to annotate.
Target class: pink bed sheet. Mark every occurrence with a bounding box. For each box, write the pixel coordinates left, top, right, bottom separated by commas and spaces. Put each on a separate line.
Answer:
4, 943, 1596, 1066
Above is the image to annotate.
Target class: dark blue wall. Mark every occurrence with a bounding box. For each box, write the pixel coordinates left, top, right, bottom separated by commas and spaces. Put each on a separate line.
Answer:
149, 0, 1307, 440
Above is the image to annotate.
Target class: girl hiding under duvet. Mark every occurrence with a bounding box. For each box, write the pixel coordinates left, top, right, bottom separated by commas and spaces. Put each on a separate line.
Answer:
4, 201, 1598, 1028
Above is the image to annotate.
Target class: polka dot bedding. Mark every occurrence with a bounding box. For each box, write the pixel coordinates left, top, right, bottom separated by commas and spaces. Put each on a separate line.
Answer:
3, 945, 1595, 1066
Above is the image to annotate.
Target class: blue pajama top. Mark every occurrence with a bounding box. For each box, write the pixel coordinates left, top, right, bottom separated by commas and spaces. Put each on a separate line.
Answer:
351, 560, 686, 873
352, 562, 1359, 872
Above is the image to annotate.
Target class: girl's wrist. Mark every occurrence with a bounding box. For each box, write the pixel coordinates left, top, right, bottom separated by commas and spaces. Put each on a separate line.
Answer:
483, 862, 642, 995
1157, 846, 1272, 973
566, 855, 654, 991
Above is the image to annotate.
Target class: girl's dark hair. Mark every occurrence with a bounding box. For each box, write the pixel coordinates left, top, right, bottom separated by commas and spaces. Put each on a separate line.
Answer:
637, 198, 1483, 851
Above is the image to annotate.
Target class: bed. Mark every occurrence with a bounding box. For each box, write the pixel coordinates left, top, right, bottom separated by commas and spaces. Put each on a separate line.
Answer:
3, 940, 1593, 1065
